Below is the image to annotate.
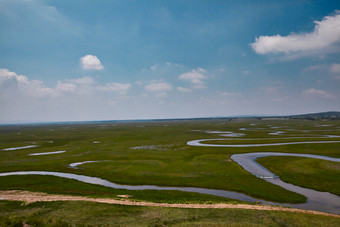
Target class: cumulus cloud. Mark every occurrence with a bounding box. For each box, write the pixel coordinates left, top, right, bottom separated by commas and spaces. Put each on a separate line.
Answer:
0, 68, 136, 122
0, 68, 54, 97
251, 12, 340, 56
178, 68, 207, 89
80, 55, 104, 70
0, 68, 131, 98
302, 88, 335, 98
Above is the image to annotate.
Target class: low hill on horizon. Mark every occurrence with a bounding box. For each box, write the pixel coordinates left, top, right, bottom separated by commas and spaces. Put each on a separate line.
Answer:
285, 111, 340, 120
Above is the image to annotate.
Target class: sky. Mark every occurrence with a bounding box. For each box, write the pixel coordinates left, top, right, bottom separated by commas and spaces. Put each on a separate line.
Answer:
1, 0, 340, 123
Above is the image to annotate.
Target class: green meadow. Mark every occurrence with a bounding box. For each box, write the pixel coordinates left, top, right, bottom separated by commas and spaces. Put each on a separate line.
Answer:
0, 119, 340, 226
1, 200, 340, 227
257, 156, 340, 196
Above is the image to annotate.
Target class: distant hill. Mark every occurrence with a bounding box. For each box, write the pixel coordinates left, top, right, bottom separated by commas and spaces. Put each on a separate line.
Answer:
286, 111, 340, 120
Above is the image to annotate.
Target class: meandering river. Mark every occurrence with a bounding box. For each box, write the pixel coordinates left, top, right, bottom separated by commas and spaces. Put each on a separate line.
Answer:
0, 170, 279, 206
230, 152, 340, 214
1, 138, 340, 214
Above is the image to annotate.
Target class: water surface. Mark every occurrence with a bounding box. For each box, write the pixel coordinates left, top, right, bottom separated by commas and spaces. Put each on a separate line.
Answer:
68, 161, 103, 169
2, 145, 38, 151
29, 151, 66, 156
230, 152, 340, 214
187, 139, 340, 147
0, 171, 275, 205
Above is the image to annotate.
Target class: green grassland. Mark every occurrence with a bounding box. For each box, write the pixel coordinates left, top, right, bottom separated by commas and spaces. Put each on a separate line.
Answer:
258, 156, 340, 196
0, 119, 340, 225
1, 200, 340, 227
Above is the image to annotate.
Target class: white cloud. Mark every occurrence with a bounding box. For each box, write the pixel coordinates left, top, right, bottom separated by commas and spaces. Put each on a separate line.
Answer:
145, 81, 173, 92
80, 55, 104, 70
56, 81, 77, 93
302, 88, 334, 98
149, 62, 184, 72
155, 92, 168, 98
272, 96, 290, 102
150, 64, 157, 71
0, 68, 131, 99
56, 77, 99, 96
251, 12, 340, 56
179, 68, 207, 89
0, 68, 138, 123
68, 76, 95, 85
303, 64, 328, 72
97, 82, 131, 94
259, 86, 281, 94
0, 68, 55, 97
177, 87, 192, 92
166, 62, 184, 68
303, 63, 340, 76
330, 63, 340, 74
219, 91, 242, 96
0, 68, 24, 87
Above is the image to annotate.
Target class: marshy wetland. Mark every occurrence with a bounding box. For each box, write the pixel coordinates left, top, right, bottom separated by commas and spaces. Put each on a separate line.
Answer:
1, 119, 340, 226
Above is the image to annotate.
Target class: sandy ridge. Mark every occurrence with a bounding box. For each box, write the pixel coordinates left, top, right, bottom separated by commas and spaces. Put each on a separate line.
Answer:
1, 190, 339, 218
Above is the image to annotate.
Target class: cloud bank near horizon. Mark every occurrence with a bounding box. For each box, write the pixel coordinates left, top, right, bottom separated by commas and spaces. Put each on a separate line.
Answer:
1, 66, 338, 123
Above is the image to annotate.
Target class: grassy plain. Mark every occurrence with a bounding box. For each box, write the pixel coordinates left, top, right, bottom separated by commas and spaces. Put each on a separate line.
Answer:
1, 200, 340, 227
0, 119, 340, 225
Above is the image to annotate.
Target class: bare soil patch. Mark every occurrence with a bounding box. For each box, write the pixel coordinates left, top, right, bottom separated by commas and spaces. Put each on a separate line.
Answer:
1, 190, 339, 218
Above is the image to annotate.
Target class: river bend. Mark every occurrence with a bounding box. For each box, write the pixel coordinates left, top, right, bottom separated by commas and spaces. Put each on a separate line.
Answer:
1, 137, 340, 214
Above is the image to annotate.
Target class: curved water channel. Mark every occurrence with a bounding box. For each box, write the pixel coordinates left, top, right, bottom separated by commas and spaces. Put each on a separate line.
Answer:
0, 170, 280, 206
2, 145, 38, 151
230, 152, 340, 214
68, 161, 104, 169
29, 151, 66, 156
187, 139, 340, 147
1, 139, 340, 214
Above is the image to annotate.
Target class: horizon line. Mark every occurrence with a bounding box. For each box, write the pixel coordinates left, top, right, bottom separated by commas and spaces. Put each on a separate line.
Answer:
1, 111, 339, 126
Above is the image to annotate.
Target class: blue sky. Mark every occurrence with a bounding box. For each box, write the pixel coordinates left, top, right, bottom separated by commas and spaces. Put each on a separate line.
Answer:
1, 0, 340, 123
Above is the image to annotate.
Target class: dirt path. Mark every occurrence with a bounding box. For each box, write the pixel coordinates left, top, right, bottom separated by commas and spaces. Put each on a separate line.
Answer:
1, 190, 339, 218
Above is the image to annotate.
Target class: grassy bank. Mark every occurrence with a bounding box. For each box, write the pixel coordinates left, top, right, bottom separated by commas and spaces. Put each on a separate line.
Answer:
0, 175, 241, 205
258, 156, 340, 196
